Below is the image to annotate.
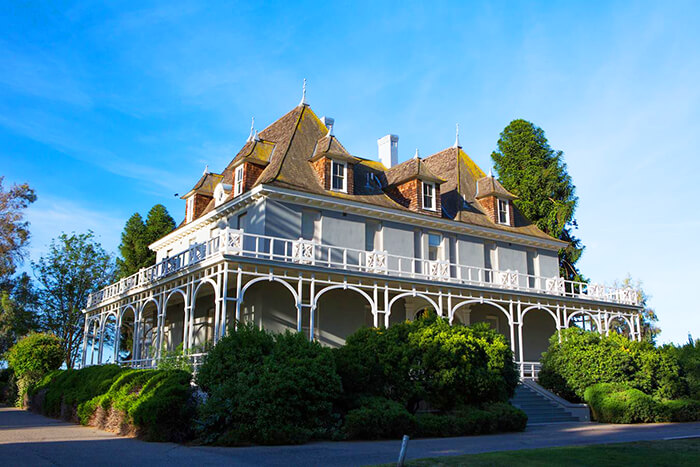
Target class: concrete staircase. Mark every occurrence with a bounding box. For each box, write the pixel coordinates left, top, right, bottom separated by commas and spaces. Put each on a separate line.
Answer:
511, 384, 581, 424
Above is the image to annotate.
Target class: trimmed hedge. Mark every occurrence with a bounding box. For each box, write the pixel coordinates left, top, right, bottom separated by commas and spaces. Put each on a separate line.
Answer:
344, 397, 527, 440
29, 365, 195, 442
584, 383, 700, 424
538, 328, 685, 402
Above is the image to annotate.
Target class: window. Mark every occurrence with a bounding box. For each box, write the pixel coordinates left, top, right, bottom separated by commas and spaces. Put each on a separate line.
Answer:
497, 199, 510, 224
236, 212, 247, 230
186, 196, 194, 223
234, 165, 244, 196
428, 233, 442, 261
422, 182, 435, 211
331, 160, 346, 192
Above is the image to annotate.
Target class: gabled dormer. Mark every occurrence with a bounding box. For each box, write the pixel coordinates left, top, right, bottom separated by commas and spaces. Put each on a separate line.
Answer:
222, 132, 274, 200
383, 154, 445, 216
181, 170, 222, 224
475, 173, 518, 227
309, 133, 359, 194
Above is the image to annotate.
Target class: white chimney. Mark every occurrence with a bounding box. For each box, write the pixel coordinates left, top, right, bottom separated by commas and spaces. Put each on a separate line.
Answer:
378, 134, 399, 168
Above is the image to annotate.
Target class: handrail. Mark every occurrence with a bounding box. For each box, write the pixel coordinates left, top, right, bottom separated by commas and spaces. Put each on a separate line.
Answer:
87, 228, 640, 309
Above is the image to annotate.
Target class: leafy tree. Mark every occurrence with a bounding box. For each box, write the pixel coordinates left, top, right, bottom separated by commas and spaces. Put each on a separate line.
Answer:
491, 120, 584, 281
33, 231, 115, 368
611, 275, 660, 343
116, 205, 175, 278
0, 273, 39, 356
145, 204, 176, 245
116, 213, 148, 278
5, 332, 63, 405
0, 177, 37, 285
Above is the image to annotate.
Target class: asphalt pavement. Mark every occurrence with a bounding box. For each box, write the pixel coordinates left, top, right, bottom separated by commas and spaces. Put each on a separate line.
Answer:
1, 406, 699, 466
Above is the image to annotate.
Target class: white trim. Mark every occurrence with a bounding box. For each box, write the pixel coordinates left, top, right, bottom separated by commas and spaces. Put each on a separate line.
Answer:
422, 181, 436, 211
497, 198, 510, 225
330, 159, 347, 193
185, 196, 194, 223
234, 165, 244, 197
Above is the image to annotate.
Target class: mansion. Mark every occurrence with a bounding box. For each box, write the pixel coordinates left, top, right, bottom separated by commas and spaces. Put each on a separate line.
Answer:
82, 93, 642, 378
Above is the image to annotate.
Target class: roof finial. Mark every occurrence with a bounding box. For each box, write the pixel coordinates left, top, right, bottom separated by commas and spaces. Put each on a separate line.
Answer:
203, 164, 210, 175
453, 123, 461, 148
489, 168, 494, 178
247, 116, 256, 142
299, 78, 308, 106
414, 148, 420, 159
327, 121, 334, 137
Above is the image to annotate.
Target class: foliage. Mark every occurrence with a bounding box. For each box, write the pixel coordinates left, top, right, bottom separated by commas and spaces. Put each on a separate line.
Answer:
116, 213, 148, 279
344, 396, 416, 439
334, 315, 518, 413
31, 365, 195, 442
196, 325, 342, 445
663, 338, 700, 400
0, 367, 16, 404
32, 231, 115, 368
156, 343, 194, 372
611, 276, 659, 343
0, 273, 39, 355
584, 383, 700, 424
343, 398, 526, 440
490, 120, 584, 281
538, 328, 685, 402
0, 177, 36, 283
5, 332, 63, 405
116, 205, 175, 279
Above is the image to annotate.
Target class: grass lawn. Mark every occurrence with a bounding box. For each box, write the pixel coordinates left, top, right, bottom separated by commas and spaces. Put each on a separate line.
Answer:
393, 438, 700, 466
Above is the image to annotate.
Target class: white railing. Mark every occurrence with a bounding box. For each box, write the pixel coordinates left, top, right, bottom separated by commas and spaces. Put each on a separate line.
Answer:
117, 352, 208, 371
520, 361, 541, 380
87, 228, 640, 309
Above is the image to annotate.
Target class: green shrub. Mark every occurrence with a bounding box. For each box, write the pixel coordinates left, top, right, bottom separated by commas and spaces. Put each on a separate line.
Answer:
344, 397, 416, 439
5, 333, 63, 405
483, 402, 528, 432
662, 399, 700, 422
662, 339, 700, 400
334, 315, 518, 413
197, 325, 342, 445
29, 365, 194, 442
539, 328, 685, 402
585, 383, 663, 423
31, 364, 125, 417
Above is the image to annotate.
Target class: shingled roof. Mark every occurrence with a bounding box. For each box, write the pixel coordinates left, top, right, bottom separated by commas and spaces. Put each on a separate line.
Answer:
385, 156, 445, 186
178, 102, 559, 243
476, 175, 517, 200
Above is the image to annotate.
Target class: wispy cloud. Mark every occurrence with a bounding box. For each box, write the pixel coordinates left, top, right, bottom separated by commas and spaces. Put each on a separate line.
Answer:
24, 195, 124, 266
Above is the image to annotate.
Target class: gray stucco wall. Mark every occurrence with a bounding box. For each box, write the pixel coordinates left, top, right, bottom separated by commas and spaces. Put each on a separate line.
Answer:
315, 289, 373, 347
264, 199, 302, 239
538, 250, 559, 278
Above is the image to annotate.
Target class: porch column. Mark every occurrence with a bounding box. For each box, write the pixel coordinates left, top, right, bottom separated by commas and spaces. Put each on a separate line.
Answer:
383, 285, 390, 328
113, 313, 121, 363
97, 316, 105, 364
373, 284, 379, 327
296, 275, 303, 332
218, 263, 230, 340
186, 282, 195, 351
636, 314, 642, 342
508, 301, 516, 355
233, 267, 243, 330
517, 302, 524, 379
132, 310, 140, 362
81, 317, 90, 367
308, 275, 316, 341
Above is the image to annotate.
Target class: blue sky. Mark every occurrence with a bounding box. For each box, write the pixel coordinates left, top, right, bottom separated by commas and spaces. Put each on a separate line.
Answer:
1, 1, 698, 344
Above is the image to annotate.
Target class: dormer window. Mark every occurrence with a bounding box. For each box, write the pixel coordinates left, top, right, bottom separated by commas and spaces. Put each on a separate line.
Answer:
497, 199, 510, 225
422, 181, 436, 211
234, 165, 244, 196
186, 196, 194, 223
331, 160, 347, 192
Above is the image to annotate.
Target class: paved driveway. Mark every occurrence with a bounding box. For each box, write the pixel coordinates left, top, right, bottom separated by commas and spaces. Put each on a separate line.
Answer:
1, 406, 699, 466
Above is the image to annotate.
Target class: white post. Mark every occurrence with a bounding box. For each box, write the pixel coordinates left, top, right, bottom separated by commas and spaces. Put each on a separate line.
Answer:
81, 317, 90, 367
373, 284, 379, 327
636, 314, 642, 342
384, 284, 390, 328
309, 275, 316, 341
113, 313, 121, 363
296, 275, 303, 332
97, 317, 105, 364
219, 263, 229, 339
509, 301, 516, 355
517, 303, 524, 379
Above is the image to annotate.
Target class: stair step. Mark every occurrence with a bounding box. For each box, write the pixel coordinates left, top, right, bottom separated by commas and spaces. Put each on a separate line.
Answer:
511, 383, 583, 425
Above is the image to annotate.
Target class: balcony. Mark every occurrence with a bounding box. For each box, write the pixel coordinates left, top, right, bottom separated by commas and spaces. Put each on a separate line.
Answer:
86, 228, 640, 310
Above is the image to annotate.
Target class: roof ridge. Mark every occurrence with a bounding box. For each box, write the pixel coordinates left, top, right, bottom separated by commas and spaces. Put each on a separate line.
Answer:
265, 104, 307, 184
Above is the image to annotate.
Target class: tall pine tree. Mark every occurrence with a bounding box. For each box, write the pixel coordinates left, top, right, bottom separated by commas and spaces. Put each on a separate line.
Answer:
491, 119, 584, 281
116, 205, 176, 278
